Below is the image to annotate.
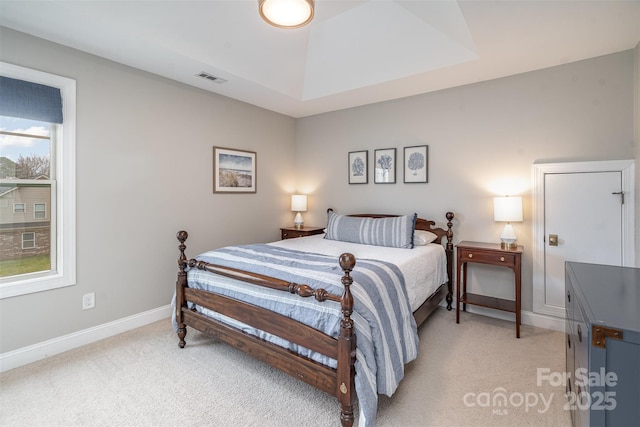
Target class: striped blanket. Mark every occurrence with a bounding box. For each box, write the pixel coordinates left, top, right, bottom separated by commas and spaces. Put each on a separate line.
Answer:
184, 244, 419, 427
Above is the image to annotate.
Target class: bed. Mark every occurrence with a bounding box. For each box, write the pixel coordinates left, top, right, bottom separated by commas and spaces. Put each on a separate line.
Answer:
174, 210, 454, 427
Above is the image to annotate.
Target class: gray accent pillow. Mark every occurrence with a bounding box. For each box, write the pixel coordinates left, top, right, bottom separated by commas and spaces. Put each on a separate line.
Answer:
324, 211, 417, 249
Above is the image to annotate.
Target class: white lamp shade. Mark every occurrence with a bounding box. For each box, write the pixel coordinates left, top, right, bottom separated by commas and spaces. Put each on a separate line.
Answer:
291, 194, 307, 212
259, 0, 314, 28
493, 196, 523, 222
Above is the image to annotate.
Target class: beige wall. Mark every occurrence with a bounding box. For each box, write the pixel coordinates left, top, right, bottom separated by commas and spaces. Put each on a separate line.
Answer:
296, 50, 636, 313
0, 27, 297, 352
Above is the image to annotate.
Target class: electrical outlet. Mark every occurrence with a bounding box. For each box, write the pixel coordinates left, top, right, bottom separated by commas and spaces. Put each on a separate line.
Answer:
82, 292, 95, 310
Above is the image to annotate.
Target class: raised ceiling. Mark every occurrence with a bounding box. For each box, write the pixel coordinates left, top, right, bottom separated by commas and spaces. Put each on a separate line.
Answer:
1, 0, 639, 118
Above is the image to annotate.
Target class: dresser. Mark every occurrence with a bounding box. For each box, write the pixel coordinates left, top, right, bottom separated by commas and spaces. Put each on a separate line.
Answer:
565, 262, 640, 427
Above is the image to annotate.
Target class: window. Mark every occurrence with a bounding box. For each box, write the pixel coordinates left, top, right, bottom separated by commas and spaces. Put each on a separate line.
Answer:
0, 62, 76, 298
21, 232, 35, 249
34, 203, 46, 219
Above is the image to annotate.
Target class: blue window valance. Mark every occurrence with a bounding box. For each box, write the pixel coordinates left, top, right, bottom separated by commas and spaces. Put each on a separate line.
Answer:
0, 76, 63, 124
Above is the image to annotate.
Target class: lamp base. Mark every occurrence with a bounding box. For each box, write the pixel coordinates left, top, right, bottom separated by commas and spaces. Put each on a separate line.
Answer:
501, 241, 518, 250
500, 223, 518, 250
293, 212, 304, 230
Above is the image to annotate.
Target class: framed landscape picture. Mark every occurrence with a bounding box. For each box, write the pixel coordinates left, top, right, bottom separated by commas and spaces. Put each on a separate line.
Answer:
213, 146, 257, 193
348, 150, 368, 184
374, 148, 396, 184
403, 145, 428, 183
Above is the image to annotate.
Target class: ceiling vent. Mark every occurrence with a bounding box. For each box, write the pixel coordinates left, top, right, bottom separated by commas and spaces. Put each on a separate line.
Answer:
196, 72, 227, 84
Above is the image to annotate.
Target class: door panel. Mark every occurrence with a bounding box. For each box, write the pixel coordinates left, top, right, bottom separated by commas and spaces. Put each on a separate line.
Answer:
544, 172, 623, 310
533, 160, 634, 321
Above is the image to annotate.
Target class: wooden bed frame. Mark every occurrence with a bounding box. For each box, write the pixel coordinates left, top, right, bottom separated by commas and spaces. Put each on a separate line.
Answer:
175, 211, 454, 427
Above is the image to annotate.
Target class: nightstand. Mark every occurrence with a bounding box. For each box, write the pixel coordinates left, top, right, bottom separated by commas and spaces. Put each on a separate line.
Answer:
280, 226, 324, 240
455, 241, 524, 338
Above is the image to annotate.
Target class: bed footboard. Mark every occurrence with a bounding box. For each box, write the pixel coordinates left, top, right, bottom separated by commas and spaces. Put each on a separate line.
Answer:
175, 231, 357, 427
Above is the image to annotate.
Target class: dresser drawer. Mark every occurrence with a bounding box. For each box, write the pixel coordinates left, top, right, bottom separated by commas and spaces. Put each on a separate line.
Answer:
458, 249, 516, 266
573, 302, 590, 371
566, 284, 576, 335
282, 230, 307, 239
280, 227, 325, 240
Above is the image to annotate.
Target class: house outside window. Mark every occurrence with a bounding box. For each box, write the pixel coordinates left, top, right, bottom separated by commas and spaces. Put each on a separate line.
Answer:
34, 203, 46, 219
21, 232, 35, 249
0, 62, 76, 298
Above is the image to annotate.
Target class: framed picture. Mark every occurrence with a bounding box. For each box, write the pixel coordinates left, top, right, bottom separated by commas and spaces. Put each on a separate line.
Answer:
403, 145, 428, 183
348, 150, 368, 184
213, 146, 257, 193
374, 148, 396, 184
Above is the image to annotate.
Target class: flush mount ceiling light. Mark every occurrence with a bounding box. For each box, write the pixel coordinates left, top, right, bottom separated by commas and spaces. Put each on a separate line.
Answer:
258, 0, 314, 29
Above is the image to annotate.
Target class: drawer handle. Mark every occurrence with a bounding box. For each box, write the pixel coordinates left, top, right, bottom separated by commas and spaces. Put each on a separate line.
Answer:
567, 291, 570, 303
500, 256, 505, 262
468, 253, 473, 259
567, 334, 571, 348
577, 324, 582, 342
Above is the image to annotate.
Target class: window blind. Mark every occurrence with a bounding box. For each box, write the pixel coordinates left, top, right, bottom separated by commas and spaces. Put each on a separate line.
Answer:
0, 76, 63, 123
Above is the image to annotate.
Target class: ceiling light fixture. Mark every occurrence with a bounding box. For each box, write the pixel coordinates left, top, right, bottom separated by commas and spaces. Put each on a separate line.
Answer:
258, 0, 314, 29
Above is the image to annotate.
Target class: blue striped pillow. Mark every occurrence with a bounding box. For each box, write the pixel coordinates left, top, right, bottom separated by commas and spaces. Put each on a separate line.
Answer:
324, 211, 417, 249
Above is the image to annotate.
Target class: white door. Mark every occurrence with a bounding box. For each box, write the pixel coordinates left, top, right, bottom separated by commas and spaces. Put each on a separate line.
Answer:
544, 172, 622, 309
533, 161, 635, 318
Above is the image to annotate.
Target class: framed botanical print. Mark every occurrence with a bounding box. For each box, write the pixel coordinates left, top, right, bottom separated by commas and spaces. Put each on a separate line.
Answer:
213, 146, 257, 193
374, 148, 396, 184
348, 150, 368, 184
403, 145, 428, 183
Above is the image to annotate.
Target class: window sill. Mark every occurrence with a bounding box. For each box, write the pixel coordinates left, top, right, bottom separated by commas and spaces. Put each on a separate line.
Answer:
0, 271, 75, 299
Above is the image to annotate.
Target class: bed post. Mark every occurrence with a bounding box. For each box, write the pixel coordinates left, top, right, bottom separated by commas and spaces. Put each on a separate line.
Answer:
444, 212, 455, 310
337, 253, 356, 427
176, 230, 189, 348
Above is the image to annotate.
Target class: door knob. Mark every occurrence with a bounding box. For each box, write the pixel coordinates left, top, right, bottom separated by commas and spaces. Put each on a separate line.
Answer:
549, 234, 558, 246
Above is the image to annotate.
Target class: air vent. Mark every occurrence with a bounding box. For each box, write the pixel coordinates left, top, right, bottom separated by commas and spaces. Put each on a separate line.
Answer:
196, 72, 227, 84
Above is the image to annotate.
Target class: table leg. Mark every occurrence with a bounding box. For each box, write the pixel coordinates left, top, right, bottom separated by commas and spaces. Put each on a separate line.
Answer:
456, 259, 461, 324
515, 268, 521, 338
462, 262, 468, 312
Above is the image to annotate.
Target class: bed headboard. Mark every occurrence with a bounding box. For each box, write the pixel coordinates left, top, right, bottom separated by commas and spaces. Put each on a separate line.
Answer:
327, 209, 455, 311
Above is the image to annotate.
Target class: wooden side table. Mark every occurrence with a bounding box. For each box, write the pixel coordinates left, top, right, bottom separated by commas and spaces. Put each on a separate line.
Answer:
280, 226, 324, 240
455, 241, 524, 338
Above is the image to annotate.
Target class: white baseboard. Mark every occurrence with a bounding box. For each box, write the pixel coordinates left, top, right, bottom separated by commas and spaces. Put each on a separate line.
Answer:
522, 310, 566, 332
0, 305, 172, 373
442, 300, 566, 333
1, 302, 566, 373
456, 304, 566, 333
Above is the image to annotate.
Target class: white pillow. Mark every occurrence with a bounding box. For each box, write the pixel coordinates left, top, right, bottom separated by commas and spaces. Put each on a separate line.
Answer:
414, 230, 438, 246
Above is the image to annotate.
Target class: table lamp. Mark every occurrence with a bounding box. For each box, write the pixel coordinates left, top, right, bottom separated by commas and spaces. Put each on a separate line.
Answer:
291, 194, 307, 229
493, 196, 523, 249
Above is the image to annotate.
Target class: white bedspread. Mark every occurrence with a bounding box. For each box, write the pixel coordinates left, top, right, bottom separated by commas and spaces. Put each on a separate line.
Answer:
269, 234, 448, 311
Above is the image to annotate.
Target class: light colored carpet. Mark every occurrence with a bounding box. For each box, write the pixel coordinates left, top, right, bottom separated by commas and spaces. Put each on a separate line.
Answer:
0, 308, 571, 426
